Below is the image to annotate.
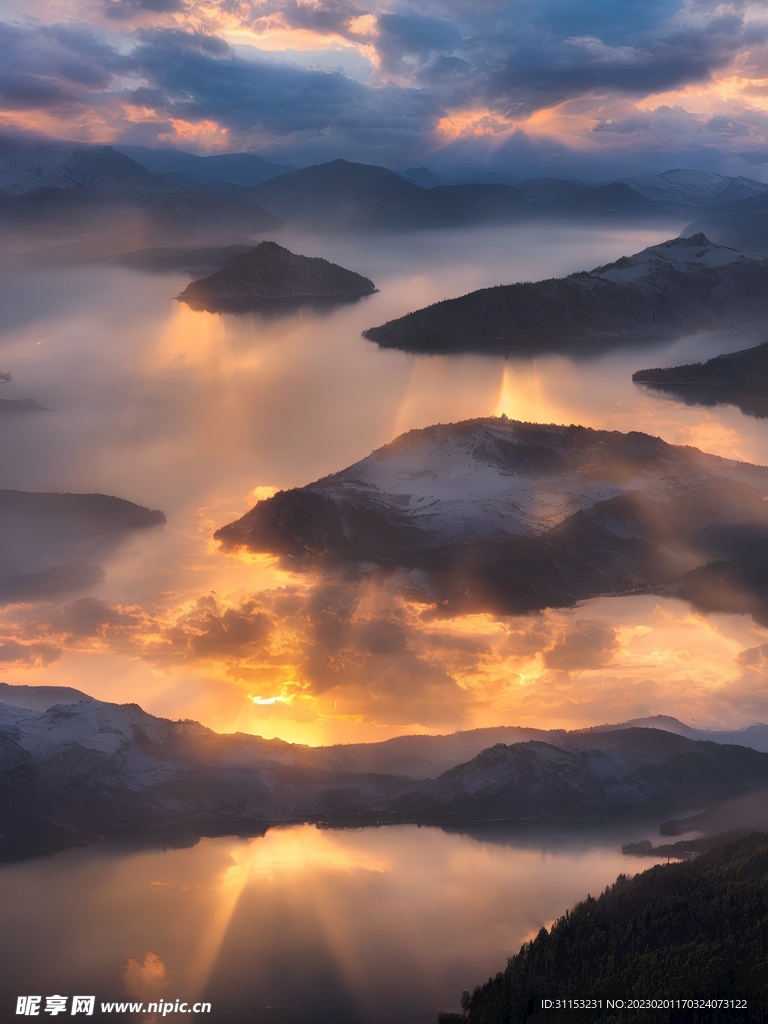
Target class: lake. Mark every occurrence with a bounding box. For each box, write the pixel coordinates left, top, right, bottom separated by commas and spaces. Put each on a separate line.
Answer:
0, 822, 668, 1023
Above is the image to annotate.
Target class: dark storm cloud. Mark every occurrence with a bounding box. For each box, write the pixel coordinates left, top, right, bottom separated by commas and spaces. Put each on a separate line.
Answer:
105, 0, 184, 20
230, 0, 767, 113
475, 8, 767, 114
128, 28, 438, 141
0, 23, 129, 110
374, 11, 464, 77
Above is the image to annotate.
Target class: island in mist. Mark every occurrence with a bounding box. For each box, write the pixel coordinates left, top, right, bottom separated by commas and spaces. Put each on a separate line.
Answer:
633, 341, 768, 419
177, 241, 377, 313
215, 416, 768, 621
0, 490, 165, 602
362, 234, 768, 355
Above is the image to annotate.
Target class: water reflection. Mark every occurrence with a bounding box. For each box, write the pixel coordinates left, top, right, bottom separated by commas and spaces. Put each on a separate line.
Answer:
0, 824, 666, 1024
635, 381, 768, 420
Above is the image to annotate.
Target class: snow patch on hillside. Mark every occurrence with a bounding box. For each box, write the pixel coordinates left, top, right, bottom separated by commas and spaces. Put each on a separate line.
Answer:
594, 234, 750, 286
620, 169, 768, 206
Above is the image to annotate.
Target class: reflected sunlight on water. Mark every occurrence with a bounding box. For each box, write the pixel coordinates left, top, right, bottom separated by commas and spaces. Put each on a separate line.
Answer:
0, 824, 667, 1023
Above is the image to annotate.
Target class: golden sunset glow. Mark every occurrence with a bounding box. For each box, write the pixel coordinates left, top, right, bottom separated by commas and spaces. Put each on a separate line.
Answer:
638, 73, 768, 118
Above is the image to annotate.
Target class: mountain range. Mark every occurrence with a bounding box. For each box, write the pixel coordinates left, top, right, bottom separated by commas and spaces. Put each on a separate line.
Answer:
7, 135, 768, 247
114, 145, 295, 187
242, 159, 673, 230
3, 685, 768, 861
362, 234, 768, 355
0, 136, 279, 242
214, 416, 768, 618
618, 168, 768, 207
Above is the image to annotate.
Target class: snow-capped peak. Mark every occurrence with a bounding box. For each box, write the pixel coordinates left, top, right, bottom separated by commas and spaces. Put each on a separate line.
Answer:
592, 233, 750, 285
619, 168, 768, 205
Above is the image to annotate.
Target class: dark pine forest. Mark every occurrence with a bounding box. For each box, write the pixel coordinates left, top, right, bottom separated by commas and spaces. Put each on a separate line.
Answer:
439, 833, 768, 1023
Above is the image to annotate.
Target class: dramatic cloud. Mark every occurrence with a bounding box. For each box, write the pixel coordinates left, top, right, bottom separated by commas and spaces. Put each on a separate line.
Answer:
1, 566, 765, 739
0, 23, 131, 111
1, 0, 768, 173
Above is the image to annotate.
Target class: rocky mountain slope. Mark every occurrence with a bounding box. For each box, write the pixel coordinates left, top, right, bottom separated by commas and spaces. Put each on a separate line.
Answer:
214, 416, 768, 616
362, 234, 768, 355
178, 241, 376, 312
3, 692, 768, 860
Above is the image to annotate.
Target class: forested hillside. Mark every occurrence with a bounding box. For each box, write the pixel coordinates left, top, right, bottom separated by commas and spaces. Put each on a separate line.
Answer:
440, 833, 768, 1023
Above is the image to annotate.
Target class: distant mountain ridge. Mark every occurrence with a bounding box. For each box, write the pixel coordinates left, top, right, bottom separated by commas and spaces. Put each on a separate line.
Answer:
0, 136, 238, 198
619, 168, 768, 206
244, 159, 679, 230
5, 133, 768, 242
0, 136, 280, 241
115, 145, 295, 187
3, 690, 768, 860
4, 686, 768, 773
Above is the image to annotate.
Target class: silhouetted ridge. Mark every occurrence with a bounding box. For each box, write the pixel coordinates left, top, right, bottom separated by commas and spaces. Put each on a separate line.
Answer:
178, 240, 376, 313
363, 234, 768, 355
633, 342, 768, 419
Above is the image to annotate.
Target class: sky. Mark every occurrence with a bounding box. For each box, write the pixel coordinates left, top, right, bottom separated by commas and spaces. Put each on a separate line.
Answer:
1, 0, 768, 178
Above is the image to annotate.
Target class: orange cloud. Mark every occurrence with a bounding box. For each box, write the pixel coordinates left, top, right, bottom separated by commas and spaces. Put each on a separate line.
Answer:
436, 101, 603, 148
